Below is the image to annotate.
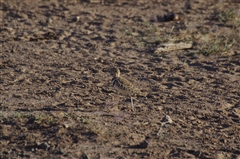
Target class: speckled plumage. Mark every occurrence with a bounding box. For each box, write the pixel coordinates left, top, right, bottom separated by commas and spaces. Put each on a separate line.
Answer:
112, 76, 140, 95
112, 68, 140, 95
111, 68, 140, 111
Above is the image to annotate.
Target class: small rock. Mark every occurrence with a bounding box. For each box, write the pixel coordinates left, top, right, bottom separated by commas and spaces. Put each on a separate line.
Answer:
38, 142, 50, 150
138, 140, 149, 148
74, 16, 81, 22
81, 153, 89, 159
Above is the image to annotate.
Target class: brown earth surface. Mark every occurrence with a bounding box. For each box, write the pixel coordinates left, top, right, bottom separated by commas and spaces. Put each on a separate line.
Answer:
1, 0, 240, 158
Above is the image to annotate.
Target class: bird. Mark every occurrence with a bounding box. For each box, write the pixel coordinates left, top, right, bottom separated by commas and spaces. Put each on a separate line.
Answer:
111, 68, 141, 111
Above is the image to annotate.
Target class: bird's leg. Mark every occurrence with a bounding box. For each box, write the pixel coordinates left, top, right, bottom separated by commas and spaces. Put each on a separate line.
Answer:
131, 96, 134, 111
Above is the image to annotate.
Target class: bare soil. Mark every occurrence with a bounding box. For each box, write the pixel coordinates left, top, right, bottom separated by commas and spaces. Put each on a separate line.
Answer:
1, 0, 240, 158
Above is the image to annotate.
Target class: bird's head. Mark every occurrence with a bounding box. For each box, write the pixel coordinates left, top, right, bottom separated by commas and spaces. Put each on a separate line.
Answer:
111, 67, 121, 77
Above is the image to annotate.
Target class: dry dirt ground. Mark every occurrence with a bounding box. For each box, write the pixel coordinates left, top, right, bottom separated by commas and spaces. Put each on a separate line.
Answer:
1, 0, 240, 158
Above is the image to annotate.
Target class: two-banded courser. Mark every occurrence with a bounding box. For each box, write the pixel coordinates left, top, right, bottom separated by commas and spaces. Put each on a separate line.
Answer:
111, 68, 141, 111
